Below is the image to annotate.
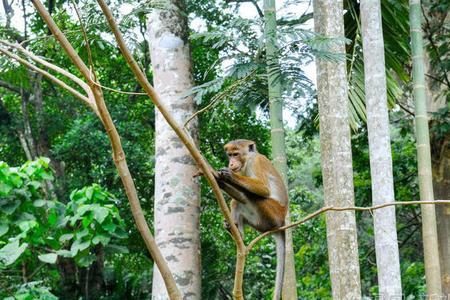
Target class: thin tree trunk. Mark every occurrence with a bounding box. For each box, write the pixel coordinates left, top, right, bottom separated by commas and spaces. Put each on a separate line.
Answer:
20, 89, 37, 159
313, 1, 362, 298
263, 1, 297, 299
424, 43, 450, 298
30, 72, 67, 199
409, 0, 442, 297
359, 0, 402, 297
148, 1, 201, 298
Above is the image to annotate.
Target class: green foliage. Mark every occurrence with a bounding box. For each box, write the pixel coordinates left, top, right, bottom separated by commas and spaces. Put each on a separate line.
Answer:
0, 159, 129, 299
63, 184, 128, 266
3, 281, 58, 300
0, 158, 55, 267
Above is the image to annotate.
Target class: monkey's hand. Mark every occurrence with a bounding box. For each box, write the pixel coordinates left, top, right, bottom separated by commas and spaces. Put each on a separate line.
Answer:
218, 168, 233, 182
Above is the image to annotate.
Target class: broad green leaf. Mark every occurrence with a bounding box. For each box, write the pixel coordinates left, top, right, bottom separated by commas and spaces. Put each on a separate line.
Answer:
102, 222, 117, 232
56, 249, 73, 258
0, 223, 8, 237
59, 233, 74, 242
0, 199, 20, 214
0, 182, 12, 195
77, 204, 93, 216
92, 234, 110, 245
85, 186, 94, 200
93, 207, 109, 224
28, 181, 41, 190
38, 253, 57, 264
18, 220, 37, 232
48, 210, 57, 226
33, 200, 47, 207
105, 244, 129, 254
0, 240, 28, 265
9, 173, 23, 187
76, 228, 89, 239
77, 254, 96, 267
70, 239, 90, 256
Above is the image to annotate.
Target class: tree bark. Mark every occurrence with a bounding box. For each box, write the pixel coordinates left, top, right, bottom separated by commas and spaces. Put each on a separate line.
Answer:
409, 0, 442, 297
30, 72, 67, 199
20, 88, 37, 159
148, 1, 202, 298
263, 1, 297, 299
313, 1, 362, 298
422, 7, 450, 295
359, 0, 402, 297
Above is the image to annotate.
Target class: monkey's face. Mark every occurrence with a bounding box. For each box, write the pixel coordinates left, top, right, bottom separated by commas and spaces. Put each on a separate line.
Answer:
226, 150, 245, 172
224, 140, 256, 172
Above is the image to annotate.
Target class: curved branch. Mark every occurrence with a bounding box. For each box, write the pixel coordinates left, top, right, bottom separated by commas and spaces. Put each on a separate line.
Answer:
247, 199, 450, 252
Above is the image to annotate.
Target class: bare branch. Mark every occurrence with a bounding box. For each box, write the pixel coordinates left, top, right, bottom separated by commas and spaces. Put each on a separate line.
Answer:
247, 200, 450, 251
0, 79, 20, 93
0, 46, 96, 112
31, 1, 182, 298
95, 1, 247, 298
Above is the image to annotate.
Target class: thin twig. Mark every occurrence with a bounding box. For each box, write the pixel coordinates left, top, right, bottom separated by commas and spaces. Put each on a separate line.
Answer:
247, 200, 450, 252
0, 46, 95, 112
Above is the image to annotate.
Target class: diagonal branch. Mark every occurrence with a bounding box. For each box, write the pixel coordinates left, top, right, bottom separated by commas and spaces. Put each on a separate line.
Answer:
30, 0, 182, 298
95, 1, 247, 298
0, 46, 96, 113
0, 78, 20, 93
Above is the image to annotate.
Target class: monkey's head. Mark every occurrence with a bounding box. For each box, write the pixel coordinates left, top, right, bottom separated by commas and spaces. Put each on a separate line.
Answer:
224, 139, 257, 172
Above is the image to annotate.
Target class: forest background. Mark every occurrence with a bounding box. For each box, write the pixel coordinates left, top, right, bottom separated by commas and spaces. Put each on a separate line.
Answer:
0, 0, 449, 299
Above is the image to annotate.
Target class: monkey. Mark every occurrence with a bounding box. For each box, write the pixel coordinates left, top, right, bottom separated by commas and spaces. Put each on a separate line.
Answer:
216, 139, 288, 300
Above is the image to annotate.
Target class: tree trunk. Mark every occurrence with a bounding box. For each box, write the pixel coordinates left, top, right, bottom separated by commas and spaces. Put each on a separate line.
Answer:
313, 1, 362, 298
424, 41, 450, 298
409, 0, 442, 297
263, 1, 297, 299
56, 257, 79, 300
20, 88, 37, 159
78, 245, 106, 300
359, 0, 402, 297
30, 72, 67, 199
148, 1, 201, 298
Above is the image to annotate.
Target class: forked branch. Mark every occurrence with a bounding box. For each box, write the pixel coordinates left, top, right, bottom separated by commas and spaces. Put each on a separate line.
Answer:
30, 0, 182, 298
95, 1, 247, 299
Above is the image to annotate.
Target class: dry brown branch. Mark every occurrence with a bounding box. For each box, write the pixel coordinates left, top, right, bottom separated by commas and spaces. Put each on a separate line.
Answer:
247, 200, 450, 252
30, 0, 182, 298
95, 1, 247, 299
0, 41, 93, 96
0, 46, 96, 112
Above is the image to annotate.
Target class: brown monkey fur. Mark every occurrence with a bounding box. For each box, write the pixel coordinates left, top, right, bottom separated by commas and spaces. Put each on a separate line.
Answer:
216, 139, 287, 300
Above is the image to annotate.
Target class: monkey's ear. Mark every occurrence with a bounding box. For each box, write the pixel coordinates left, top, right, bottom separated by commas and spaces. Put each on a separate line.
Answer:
248, 143, 256, 152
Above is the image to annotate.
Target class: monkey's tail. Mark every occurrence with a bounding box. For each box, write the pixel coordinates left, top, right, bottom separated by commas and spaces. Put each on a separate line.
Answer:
273, 230, 285, 300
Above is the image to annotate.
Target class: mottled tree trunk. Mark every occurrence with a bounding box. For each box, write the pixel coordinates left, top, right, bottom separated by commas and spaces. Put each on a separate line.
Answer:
148, 1, 201, 299
313, 1, 362, 299
410, 0, 442, 297
263, 0, 297, 299
359, 0, 402, 297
